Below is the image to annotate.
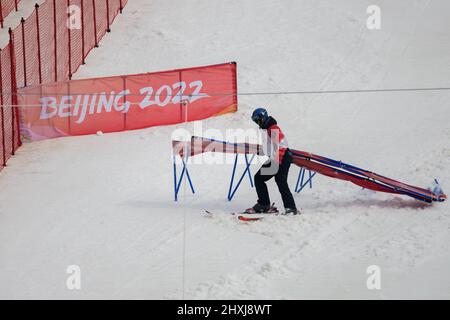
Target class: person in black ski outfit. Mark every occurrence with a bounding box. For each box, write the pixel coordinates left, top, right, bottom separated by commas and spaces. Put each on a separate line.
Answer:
249, 108, 299, 215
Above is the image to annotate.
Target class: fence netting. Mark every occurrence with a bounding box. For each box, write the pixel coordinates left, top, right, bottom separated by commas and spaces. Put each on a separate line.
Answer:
0, 0, 127, 171
0, 0, 20, 28
0, 43, 20, 168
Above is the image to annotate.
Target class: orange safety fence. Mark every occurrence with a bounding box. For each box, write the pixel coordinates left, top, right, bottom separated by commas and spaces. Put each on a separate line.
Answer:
0, 0, 19, 28
0, 0, 127, 171
0, 43, 21, 169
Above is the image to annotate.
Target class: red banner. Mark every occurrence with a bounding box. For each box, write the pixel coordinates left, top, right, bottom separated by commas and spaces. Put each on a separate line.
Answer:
17, 62, 237, 140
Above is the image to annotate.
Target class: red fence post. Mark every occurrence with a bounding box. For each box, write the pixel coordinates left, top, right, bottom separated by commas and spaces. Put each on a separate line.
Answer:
67, 0, 72, 79
0, 104, 5, 167
10, 0, 20, 150
20, 17, 27, 86
8, 27, 14, 153
53, 0, 57, 82
81, 0, 85, 64
8, 27, 17, 154
0, 1, 4, 29
67, 81, 71, 134
0, 48, 6, 166
1, 105, 5, 165
14, 96, 21, 147
35, 3, 42, 84
92, 0, 98, 47
106, 0, 111, 32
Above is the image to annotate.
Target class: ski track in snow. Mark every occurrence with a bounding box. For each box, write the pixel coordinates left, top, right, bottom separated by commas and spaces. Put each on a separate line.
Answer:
1, 0, 450, 299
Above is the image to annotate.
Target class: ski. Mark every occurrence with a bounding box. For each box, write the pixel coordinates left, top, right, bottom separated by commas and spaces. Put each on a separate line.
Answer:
205, 209, 300, 222
236, 207, 279, 222
204, 204, 278, 217
204, 210, 238, 217
238, 215, 265, 222
237, 212, 279, 221
238, 209, 302, 221
204, 209, 278, 221
203, 204, 304, 222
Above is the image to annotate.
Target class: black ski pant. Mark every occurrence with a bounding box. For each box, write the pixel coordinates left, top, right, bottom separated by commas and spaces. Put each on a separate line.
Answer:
254, 150, 297, 209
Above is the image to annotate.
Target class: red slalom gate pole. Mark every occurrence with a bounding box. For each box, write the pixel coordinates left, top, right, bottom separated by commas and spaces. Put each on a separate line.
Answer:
119, 0, 123, 14
35, 3, 42, 84
14, 0, 18, 11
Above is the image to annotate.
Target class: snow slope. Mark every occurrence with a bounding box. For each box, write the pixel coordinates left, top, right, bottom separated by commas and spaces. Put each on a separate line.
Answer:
1, 0, 450, 299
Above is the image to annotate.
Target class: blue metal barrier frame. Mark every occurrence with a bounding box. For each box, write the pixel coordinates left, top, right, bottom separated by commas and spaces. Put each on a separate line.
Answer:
173, 155, 195, 201
295, 167, 317, 193
227, 153, 255, 201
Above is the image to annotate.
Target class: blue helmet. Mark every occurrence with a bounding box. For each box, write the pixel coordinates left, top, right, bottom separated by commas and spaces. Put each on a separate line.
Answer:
251, 107, 269, 126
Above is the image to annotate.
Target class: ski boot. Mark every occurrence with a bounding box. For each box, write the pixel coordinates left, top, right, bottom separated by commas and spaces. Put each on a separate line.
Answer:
245, 203, 278, 214
282, 208, 301, 216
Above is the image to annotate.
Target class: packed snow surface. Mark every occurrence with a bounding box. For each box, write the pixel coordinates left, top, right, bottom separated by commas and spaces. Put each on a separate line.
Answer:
0, 0, 449, 299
